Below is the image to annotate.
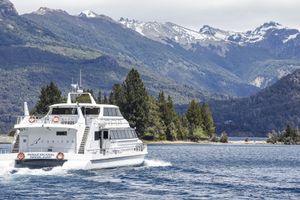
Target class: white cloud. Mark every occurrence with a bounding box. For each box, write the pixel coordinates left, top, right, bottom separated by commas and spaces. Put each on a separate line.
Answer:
10, 0, 300, 31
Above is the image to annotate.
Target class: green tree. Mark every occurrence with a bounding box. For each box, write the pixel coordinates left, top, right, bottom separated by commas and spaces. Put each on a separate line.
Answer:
97, 90, 102, 104
186, 100, 210, 141
109, 84, 124, 107
122, 69, 149, 136
186, 100, 203, 129
144, 96, 166, 140
103, 94, 109, 104
177, 115, 189, 140
33, 82, 62, 114
163, 96, 179, 141
201, 103, 215, 137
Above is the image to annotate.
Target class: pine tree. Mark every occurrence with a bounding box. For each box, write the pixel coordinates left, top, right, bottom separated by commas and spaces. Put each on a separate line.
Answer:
201, 103, 215, 137
103, 94, 109, 104
163, 95, 179, 141
177, 115, 189, 140
186, 100, 203, 129
122, 69, 149, 136
109, 84, 124, 108
144, 96, 166, 140
97, 90, 102, 104
186, 100, 207, 141
33, 82, 62, 114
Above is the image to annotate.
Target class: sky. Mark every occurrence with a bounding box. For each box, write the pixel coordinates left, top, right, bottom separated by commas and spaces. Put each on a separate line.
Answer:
10, 0, 300, 32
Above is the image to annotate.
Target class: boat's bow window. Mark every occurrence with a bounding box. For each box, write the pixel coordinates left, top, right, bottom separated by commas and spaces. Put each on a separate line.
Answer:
51, 108, 78, 115
81, 107, 100, 115
103, 107, 122, 116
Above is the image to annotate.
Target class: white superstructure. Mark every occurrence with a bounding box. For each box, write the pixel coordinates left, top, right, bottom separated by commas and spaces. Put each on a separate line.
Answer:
0, 87, 147, 169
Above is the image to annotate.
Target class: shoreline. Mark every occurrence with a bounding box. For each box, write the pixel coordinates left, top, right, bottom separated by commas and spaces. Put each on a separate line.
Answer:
143, 140, 267, 145
0, 136, 267, 145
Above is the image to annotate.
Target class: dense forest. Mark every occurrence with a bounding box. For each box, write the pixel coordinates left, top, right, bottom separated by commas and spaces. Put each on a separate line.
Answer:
211, 69, 300, 136
32, 69, 216, 142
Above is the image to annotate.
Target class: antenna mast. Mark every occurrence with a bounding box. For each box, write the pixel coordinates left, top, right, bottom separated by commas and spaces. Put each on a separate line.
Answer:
79, 69, 82, 88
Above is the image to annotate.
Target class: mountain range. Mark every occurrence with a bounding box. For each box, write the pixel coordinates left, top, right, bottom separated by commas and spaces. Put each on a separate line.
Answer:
1, 0, 300, 135
211, 68, 300, 136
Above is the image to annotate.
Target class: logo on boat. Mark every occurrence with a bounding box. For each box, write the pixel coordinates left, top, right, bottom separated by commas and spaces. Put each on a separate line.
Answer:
27, 153, 55, 159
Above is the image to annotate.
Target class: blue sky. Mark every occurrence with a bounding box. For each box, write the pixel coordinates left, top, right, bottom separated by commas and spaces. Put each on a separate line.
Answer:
10, 0, 300, 31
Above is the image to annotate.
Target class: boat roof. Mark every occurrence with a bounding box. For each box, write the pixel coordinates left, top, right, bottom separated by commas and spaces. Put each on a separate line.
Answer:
50, 103, 119, 108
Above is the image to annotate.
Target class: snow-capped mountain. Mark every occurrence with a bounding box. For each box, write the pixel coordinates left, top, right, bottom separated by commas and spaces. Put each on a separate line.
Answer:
79, 10, 98, 18
33, 7, 68, 16
120, 18, 300, 48
119, 18, 210, 49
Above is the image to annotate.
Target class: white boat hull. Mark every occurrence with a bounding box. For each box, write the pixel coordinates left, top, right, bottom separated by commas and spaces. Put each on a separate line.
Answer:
0, 151, 147, 170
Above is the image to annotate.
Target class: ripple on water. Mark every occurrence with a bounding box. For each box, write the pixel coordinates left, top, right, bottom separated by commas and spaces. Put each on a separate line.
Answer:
0, 144, 300, 199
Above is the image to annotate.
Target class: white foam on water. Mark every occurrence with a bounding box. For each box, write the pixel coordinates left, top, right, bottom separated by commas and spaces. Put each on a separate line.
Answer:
143, 159, 172, 167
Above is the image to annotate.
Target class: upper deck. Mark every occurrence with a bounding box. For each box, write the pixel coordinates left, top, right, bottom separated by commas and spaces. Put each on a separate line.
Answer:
15, 91, 128, 128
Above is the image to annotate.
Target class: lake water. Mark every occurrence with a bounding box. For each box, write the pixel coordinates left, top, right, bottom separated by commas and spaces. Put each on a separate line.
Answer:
0, 144, 299, 199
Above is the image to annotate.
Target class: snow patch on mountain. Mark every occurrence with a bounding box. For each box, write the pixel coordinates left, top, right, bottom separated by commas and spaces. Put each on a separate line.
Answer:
283, 33, 299, 43
34, 7, 67, 15
250, 76, 266, 88
120, 19, 300, 49
120, 18, 208, 47
79, 10, 98, 18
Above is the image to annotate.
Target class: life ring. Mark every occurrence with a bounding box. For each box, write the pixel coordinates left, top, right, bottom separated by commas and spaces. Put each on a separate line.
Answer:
52, 116, 60, 123
28, 116, 36, 123
17, 152, 25, 160
56, 152, 64, 160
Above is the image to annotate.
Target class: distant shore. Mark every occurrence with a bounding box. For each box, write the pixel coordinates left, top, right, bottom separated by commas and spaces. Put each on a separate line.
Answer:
143, 139, 267, 145
0, 135, 267, 145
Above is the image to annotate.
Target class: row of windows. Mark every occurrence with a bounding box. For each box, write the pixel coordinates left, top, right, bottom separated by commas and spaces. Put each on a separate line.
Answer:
94, 129, 137, 141
110, 129, 137, 140
51, 107, 120, 116
103, 108, 122, 117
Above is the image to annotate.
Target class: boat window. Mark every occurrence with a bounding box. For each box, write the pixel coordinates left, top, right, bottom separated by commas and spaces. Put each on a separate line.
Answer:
56, 131, 67, 136
86, 108, 100, 115
52, 108, 77, 115
94, 131, 101, 140
108, 129, 137, 140
103, 130, 109, 139
103, 108, 122, 117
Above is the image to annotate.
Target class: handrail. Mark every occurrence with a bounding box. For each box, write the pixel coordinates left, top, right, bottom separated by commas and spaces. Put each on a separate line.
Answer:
25, 147, 75, 153
86, 143, 147, 155
16, 115, 79, 125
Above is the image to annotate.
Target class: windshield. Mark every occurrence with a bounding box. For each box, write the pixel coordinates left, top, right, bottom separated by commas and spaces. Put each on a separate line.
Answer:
51, 108, 78, 115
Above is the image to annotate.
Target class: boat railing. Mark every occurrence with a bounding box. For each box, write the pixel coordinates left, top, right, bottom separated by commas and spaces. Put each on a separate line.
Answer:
86, 143, 147, 155
25, 147, 75, 153
16, 115, 79, 125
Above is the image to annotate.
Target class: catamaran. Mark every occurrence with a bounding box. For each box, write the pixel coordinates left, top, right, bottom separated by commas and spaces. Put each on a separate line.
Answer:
0, 85, 147, 169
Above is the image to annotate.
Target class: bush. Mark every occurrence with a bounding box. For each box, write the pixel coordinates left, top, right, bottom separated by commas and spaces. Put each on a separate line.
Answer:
190, 127, 209, 141
219, 132, 228, 143
266, 130, 278, 144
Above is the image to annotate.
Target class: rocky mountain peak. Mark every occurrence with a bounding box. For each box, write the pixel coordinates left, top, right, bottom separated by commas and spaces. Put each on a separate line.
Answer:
199, 25, 218, 35
0, 0, 18, 17
79, 10, 98, 18
34, 7, 68, 15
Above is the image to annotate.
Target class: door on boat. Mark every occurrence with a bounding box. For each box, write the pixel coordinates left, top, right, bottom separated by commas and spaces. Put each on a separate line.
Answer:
19, 135, 28, 152
100, 130, 109, 153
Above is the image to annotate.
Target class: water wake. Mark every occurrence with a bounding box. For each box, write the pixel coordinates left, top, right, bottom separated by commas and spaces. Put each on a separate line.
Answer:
143, 159, 172, 167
